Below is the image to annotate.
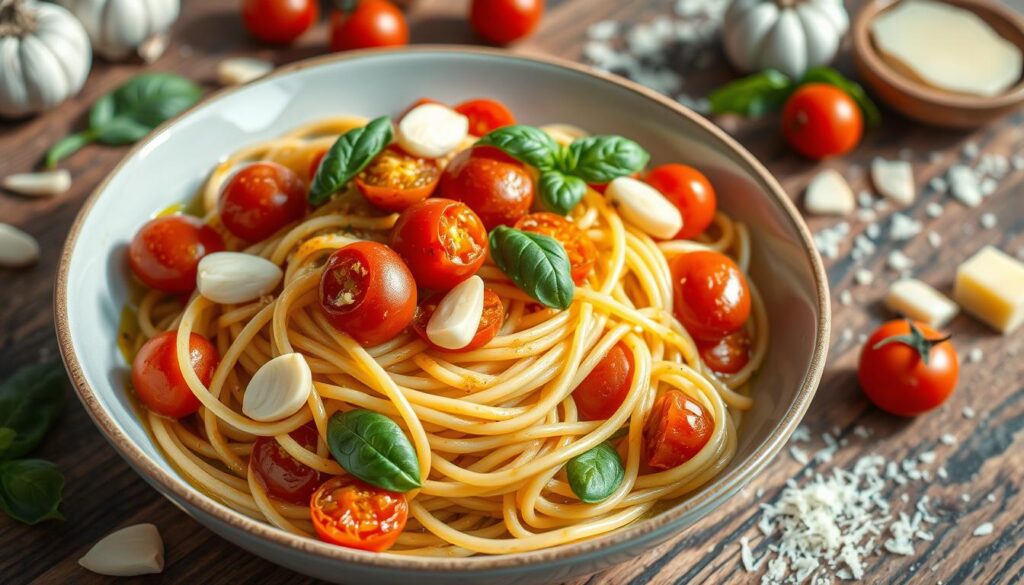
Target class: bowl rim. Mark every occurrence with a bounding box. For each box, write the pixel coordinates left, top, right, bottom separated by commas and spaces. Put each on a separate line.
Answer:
55, 46, 830, 573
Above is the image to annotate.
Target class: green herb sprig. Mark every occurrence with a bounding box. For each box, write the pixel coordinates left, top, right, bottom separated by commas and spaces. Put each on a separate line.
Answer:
326, 409, 421, 492
308, 116, 393, 206
566, 442, 624, 504
488, 226, 575, 310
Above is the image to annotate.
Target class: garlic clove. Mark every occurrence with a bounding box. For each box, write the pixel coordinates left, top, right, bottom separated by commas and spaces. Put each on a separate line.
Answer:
217, 58, 274, 86
3, 170, 71, 197
396, 104, 469, 159
605, 177, 683, 240
871, 158, 915, 206
79, 524, 164, 577
804, 169, 855, 216
426, 275, 485, 350
196, 252, 282, 304
0, 223, 41, 268
242, 353, 313, 422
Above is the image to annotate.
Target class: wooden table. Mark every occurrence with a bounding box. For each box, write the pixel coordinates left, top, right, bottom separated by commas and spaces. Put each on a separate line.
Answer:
2, 0, 1022, 583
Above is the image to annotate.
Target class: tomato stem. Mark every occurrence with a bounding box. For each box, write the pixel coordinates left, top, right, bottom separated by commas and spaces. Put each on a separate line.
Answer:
872, 320, 951, 366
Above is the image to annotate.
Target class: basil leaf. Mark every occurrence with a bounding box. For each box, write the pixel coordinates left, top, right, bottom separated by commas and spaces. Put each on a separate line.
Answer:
327, 409, 420, 492
489, 226, 574, 310
309, 116, 393, 206
566, 443, 624, 504
475, 125, 559, 171
0, 363, 67, 461
538, 171, 587, 215
0, 429, 14, 453
565, 136, 650, 184
0, 459, 64, 525
799, 66, 882, 127
708, 70, 793, 117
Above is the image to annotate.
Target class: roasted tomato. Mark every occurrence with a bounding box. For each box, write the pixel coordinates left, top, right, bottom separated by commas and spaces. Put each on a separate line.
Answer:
219, 161, 307, 242
782, 83, 863, 160
319, 242, 417, 346
469, 0, 543, 45
644, 389, 713, 470
437, 147, 534, 229
390, 198, 488, 290
697, 330, 751, 375
670, 251, 750, 342
412, 288, 504, 352
129, 215, 225, 294
454, 98, 516, 136
329, 0, 408, 52
514, 212, 596, 285
644, 164, 717, 240
131, 331, 219, 418
354, 147, 441, 212
241, 0, 318, 44
311, 475, 408, 552
858, 320, 958, 416
573, 341, 635, 421
250, 423, 323, 505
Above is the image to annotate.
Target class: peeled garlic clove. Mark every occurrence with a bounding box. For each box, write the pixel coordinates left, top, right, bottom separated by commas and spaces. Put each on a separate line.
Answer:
79, 524, 164, 577
396, 103, 469, 158
217, 57, 274, 86
0, 223, 41, 268
197, 252, 282, 304
3, 169, 71, 197
242, 353, 312, 422
871, 158, 915, 206
426, 275, 485, 350
605, 177, 683, 240
804, 169, 855, 216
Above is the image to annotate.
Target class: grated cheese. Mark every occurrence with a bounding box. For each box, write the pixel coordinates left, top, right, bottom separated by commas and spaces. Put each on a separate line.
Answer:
973, 522, 993, 536
889, 213, 922, 240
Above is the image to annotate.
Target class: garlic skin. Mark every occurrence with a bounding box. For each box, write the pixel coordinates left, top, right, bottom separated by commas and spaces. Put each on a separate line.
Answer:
57, 0, 179, 61
197, 252, 283, 305
242, 353, 313, 422
79, 523, 164, 577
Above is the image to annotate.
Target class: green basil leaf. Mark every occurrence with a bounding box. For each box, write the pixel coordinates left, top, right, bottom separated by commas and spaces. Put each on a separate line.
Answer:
538, 171, 587, 215
565, 136, 650, 184
799, 66, 882, 127
708, 70, 793, 117
0, 429, 14, 453
489, 226, 574, 310
475, 125, 559, 171
0, 459, 64, 525
327, 409, 420, 492
0, 363, 67, 461
566, 443, 624, 504
309, 116, 393, 206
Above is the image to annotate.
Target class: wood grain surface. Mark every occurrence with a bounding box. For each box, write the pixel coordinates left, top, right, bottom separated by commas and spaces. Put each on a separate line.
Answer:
1, 0, 1022, 583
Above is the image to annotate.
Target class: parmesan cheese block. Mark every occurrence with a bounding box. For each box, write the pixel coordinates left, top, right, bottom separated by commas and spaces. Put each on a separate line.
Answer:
954, 246, 1024, 333
885, 278, 959, 328
871, 0, 1023, 97
804, 169, 855, 216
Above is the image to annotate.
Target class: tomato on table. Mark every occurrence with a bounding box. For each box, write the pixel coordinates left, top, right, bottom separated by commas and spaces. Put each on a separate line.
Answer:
329, 0, 408, 52
469, 0, 544, 45
131, 331, 219, 418
858, 320, 959, 416
129, 215, 225, 294
311, 475, 408, 552
573, 341, 635, 421
437, 147, 534, 229
219, 161, 307, 242
390, 198, 488, 290
319, 242, 417, 347
514, 212, 596, 285
644, 389, 714, 470
781, 83, 863, 160
670, 250, 750, 342
354, 147, 441, 212
454, 99, 517, 136
697, 330, 751, 375
413, 287, 504, 352
241, 0, 318, 44
644, 164, 717, 240
250, 423, 323, 505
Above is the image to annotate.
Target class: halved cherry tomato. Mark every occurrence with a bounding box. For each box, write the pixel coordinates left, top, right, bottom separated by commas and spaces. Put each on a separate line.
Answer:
644, 389, 713, 470
329, 0, 408, 52
573, 341, 634, 421
242, 0, 318, 44
354, 147, 441, 212
514, 212, 596, 285
129, 215, 225, 294
454, 99, 517, 136
438, 147, 534, 229
858, 320, 958, 416
469, 0, 543, 45
319, 242, 417, 346
644, 164, 717, 240
219, 161, 307, 242
390, 198, 488, 290
670, 251, 750, 342
412, 288, 504, 352
250, 423, 322, 505
781, 83, 863, 160
697, 330, 751, 375
311, 475, 408, 552
131, 331, 219, 418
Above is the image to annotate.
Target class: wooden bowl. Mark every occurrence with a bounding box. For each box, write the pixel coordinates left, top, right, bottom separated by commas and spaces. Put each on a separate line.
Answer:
852, 0, 1024, 128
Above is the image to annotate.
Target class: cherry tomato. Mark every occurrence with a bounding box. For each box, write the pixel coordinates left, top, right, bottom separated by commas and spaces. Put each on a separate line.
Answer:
390, 198, 488, 290
781, 83, 863, 160
470, 0, 544, 45
354, 147, 441, 212
131, 331, 219, 419
858, 320, 959, 416
454, 99, 517, 136
644, 389, 713, 470
311, 475, 408, 552
250, 423, 322, 505
319, 242, 417, 346
573, 341, 634, 421
128, 215, 225, 294
329, 0, 408, 52
697, 330, 751, 375
219, 162, 307, 242
412, 288, 504, 352
437, 147, 534, 229
670, 251, 750, 342
514, 212, 596, 285
644, 164, 717, 240
241, 0, 318, 44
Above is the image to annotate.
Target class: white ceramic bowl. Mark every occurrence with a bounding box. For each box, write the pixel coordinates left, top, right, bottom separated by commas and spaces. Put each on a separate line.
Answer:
56, 48, 829, 585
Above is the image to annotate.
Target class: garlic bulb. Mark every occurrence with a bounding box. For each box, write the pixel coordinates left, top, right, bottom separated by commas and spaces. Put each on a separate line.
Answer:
57, 0, 179, 61
0, 0, 91, 118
